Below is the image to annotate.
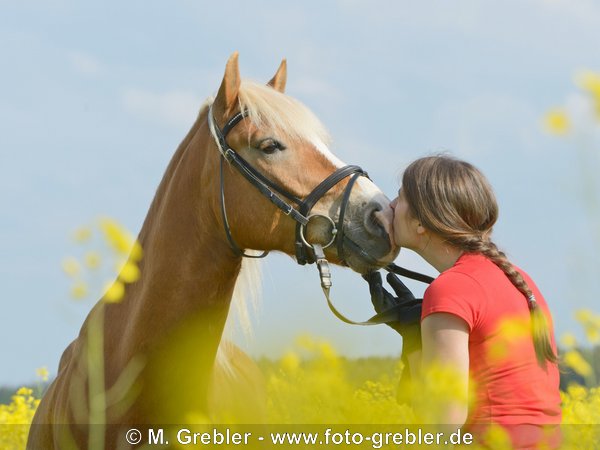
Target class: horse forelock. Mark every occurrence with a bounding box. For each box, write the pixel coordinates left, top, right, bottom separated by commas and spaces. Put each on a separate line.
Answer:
238, 81, 331, 145
205, 81, 331, 154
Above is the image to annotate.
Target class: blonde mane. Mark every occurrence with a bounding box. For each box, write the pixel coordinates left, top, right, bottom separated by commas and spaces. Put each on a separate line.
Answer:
223, 255, 262, 340
238, 81, 331, 144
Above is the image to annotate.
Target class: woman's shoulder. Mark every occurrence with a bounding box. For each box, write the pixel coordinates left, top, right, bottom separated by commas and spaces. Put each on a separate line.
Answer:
445, 252, 521, 288
424, 253, 493, 305
422, 269, 487, 330
426, 268, 484, 299
430, 253, 488, 287
422, 254, 503, 330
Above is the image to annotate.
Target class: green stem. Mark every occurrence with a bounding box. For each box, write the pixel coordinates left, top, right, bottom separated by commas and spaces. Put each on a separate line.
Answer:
87, 306, 106, 450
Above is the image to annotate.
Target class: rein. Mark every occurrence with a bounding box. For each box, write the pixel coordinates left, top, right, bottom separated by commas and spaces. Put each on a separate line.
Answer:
207, 105, 433, 326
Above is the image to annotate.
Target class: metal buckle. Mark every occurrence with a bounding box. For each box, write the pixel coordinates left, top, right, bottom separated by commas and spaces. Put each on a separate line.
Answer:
313, 243, 332, 290
299, 214, 337, 249
223, 148, 235, 161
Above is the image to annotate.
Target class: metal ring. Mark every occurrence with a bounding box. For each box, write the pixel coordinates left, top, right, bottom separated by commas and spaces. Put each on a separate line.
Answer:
299, 214, 337, 249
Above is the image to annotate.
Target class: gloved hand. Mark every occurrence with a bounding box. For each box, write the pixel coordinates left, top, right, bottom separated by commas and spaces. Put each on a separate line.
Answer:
363, 271, 423, 354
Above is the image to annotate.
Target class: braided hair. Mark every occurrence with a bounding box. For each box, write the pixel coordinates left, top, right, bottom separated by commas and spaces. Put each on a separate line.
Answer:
402, 155, 557, 366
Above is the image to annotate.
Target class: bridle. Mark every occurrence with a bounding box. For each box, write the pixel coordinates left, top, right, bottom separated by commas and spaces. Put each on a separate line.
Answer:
208, 104, 368, 265
208, 104, 433, 326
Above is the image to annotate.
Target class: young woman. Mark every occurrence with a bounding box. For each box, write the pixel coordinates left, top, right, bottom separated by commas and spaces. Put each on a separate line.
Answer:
364, 155, 561, 448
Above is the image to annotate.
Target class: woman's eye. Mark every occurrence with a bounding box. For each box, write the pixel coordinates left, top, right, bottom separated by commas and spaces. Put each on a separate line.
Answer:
258, 139, 285, 154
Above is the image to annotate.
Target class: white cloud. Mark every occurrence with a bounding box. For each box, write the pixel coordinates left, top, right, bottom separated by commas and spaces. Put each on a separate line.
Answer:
68, 51, 102, 75
121, 88, 202, 129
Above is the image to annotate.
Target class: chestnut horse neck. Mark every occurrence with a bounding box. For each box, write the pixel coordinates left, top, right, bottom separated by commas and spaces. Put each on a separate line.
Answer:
114, 106, 243, 363
116, 80, 334, 360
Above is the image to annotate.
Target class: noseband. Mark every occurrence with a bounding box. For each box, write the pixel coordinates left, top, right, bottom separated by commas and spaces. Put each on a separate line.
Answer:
208, 105, 368, 266
208, 104, 433, 326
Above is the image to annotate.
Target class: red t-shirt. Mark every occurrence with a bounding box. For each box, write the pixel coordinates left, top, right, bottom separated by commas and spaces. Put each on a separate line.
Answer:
421, 253, 561, 446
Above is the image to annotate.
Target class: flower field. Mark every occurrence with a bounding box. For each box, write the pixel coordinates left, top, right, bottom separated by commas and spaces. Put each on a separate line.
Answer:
2, 333, 600, 449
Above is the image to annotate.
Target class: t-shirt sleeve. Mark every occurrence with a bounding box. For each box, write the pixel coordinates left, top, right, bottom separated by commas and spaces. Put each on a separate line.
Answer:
422, 272, 486, 331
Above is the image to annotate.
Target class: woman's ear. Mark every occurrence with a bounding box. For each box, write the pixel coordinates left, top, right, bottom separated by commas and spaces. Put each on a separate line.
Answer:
416, 223, 426, 235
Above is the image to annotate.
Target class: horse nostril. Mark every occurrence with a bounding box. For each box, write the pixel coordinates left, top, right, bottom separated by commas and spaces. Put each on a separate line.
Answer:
365, 204, 387, 238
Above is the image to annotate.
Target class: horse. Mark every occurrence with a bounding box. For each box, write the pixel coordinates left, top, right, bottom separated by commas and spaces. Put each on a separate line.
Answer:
27, 52, 399, 449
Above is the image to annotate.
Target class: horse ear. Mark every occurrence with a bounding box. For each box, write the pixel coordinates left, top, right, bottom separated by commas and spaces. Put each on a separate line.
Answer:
214, 52, 241, 117
267, 59, 287, 93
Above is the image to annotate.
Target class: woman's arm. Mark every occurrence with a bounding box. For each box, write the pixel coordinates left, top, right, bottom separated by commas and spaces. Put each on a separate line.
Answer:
420, 312, 470, 426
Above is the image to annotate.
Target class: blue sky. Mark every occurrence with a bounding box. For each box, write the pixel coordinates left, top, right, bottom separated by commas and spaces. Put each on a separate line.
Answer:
2, 0, 600, 385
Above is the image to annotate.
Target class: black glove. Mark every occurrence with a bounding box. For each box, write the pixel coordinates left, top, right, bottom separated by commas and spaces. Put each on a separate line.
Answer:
363, 271, 423, 354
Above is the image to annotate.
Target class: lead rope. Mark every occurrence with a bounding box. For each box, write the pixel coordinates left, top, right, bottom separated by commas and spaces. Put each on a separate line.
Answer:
313, 244, 434, 326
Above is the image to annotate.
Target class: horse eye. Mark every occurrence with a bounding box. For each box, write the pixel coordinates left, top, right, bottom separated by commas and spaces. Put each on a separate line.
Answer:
258, 139, 285, 154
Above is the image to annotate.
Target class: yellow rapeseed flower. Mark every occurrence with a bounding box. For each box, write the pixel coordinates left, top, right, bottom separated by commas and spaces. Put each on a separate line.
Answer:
488, 341, 509, 363
130, 240, 144, 262
563, 349, 593, 378
84, 251, 101, 269
0, 386, 40, 448
482, 424, 512, 449
575, 70, 600, 118
560, 332, 577, 349
117, 261, 140, 283
295, 334, 317, 352
61, 257, 80, 277
575, 309, 592, 322
565, 384, 587, 402
280, 351, 301, 373
494, 316, 530, 342
183, 412, 211, 424
317, 342, 337, 361
70, 281, 88, 300
99, 217, 135, 255
543, 108, 570, 134
35, 367, 49, 382
575, 70, 600, 99
584, 326, 600, 344
573, 309, 600, 344
15, 387, 32, 397
103, 280, 125, 303
72, 226, 92, 243
589, 314, 600, 329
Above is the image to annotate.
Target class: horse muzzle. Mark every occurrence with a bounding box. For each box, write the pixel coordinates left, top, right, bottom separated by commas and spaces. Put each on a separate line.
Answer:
339, 199, 399, 273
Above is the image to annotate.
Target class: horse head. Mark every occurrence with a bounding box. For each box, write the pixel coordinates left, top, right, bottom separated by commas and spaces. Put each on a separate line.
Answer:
206, 52, 399, 273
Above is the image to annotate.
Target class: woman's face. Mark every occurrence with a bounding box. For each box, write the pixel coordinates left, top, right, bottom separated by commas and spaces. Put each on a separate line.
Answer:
390, 188, 421, 250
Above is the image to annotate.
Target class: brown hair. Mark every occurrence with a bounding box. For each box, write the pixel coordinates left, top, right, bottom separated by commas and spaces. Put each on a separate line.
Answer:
402, 155, 557, 366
